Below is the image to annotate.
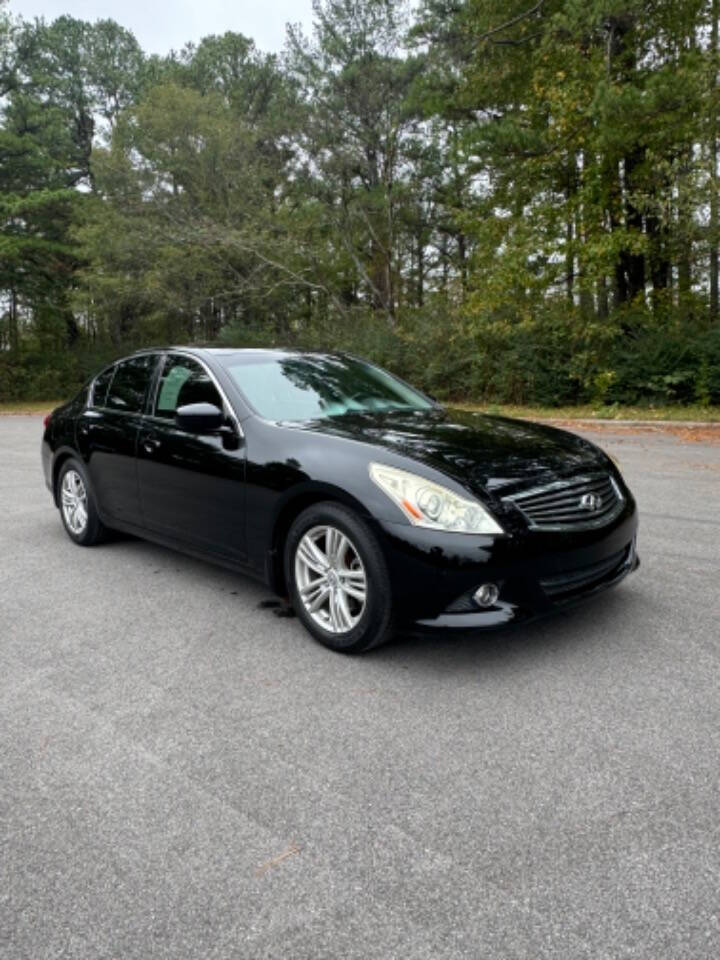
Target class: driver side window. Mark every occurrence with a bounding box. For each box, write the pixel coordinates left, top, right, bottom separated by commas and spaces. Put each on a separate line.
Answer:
153, 355, 223, 420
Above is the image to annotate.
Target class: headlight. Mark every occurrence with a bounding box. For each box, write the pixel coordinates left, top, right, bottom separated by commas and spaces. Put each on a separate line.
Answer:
369, 462, 504, 535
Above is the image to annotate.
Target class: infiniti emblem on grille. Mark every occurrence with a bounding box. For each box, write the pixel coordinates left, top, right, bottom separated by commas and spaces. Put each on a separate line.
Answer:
579, 493, 603, 511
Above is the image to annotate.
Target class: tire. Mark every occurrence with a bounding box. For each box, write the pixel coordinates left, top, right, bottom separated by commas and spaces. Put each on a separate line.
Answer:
285, 501, 394, 653
57, 458, 108, 547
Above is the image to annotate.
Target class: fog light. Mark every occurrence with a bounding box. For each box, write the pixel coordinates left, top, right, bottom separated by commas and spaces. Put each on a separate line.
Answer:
473, 583, 499, 608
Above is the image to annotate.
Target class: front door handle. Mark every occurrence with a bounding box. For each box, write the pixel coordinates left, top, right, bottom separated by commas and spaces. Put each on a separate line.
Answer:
142, 436, 161, 454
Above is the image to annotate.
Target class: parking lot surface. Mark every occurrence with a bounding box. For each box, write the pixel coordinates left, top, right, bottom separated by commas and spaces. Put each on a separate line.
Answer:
2, 415, 720, 959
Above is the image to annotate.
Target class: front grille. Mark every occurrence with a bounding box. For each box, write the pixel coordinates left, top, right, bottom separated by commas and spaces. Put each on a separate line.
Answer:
503, 473, 624, 531
540, 545, 631, 598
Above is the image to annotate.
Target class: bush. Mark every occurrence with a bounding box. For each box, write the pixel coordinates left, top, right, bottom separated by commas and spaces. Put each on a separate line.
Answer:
0, 342, 138, 403
2, 303, 719, 409
606, 326, 720, 405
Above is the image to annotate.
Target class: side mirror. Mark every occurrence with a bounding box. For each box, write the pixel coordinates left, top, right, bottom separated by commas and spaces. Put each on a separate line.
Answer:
175, 402, 225, 434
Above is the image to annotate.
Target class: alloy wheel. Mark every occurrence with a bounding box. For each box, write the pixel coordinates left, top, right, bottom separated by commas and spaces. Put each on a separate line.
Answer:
294, 524, 367, 634
61, 469, 89, 536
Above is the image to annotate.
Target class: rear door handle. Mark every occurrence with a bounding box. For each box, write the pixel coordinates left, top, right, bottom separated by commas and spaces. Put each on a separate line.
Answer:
78, 411, 101, 436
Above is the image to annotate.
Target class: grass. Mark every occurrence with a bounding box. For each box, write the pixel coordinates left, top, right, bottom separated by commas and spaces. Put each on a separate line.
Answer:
452, 403, 720, 422
0, 401, 59, 415
1, 399, 719, 422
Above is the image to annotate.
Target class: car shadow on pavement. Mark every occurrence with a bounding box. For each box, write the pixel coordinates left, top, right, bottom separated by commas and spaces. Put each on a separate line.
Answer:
57, 524, 647, 677
372, 584, 645, 673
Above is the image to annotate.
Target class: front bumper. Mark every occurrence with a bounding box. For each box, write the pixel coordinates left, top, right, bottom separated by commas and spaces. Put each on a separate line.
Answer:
377, 497, 639, 632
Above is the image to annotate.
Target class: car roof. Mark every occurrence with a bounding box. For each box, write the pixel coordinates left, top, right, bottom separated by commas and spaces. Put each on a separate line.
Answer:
130, 346, 345, 363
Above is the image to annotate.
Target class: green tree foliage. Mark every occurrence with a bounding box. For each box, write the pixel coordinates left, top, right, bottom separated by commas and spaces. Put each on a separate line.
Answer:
285, 0, 426, 323
414, 0, 720, 402
1, 0, 719, 404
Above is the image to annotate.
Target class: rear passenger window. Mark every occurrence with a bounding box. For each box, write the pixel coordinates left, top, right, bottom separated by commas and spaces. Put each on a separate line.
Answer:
91, 366, 114, 408
154, 355, 223, 420
106, 355, 158, 414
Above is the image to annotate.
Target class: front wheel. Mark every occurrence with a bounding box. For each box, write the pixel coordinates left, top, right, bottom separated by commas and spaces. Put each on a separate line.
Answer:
57, 458, 108, 546
285, 502, 394, 653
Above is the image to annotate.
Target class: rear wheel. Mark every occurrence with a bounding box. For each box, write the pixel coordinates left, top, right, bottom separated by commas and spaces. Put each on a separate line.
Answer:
285, 502, 393, 653
57, 459, 108, 546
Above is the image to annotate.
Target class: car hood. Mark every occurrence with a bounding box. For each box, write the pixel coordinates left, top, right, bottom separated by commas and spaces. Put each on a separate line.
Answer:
298, 407, 608, 496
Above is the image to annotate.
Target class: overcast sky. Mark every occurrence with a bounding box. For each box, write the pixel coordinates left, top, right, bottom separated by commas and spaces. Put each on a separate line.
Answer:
7, 0, 316, 54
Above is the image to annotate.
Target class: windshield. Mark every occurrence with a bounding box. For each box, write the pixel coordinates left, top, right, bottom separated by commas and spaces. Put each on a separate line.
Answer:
220, 354, 434, 422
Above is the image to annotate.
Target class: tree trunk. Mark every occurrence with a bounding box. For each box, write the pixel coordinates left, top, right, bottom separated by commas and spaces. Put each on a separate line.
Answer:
677, 144, 693, 300
711, 0, 719, 322
575, 192, 593, 315
416, 231, 424, 308
457, 232, 467, 292
647, 209, 670, 308
620, 147, 646, 303
440, 234, 448, 299
605, 15, 645, 310
9, 286, 19, 352
566, 215, 574, 302
678, 247, 692, 296
711, 136, 719, 320
565, 161, 577, 303
597, 275, 609, 319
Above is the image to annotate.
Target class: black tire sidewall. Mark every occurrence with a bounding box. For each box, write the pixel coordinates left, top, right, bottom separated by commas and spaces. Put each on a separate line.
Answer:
57, 458, 105, 546
285, 502, 393, 653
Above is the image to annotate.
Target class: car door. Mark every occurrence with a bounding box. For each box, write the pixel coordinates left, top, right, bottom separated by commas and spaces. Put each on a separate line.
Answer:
136, 352, 247, 563
77, 354, 161, 526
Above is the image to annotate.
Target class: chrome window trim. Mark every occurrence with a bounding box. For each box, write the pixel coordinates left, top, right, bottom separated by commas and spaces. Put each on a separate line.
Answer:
89, 363, 118, 410
89, 353, 162, 416
149, 350, 244, 438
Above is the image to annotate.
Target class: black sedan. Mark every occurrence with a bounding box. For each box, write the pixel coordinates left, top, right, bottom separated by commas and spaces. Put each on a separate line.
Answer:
42, 348, 638, 652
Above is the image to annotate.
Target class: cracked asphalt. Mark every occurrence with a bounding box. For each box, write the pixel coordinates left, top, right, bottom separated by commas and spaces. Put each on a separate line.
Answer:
1, 415, 719, 959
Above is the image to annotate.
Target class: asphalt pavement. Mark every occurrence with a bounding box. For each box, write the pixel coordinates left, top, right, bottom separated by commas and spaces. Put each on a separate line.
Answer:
1, 415, 719, 959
